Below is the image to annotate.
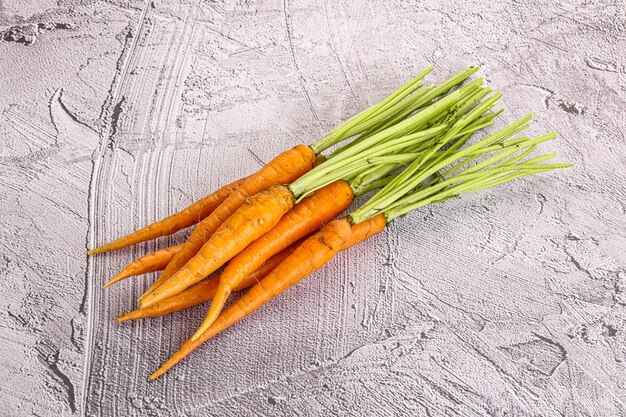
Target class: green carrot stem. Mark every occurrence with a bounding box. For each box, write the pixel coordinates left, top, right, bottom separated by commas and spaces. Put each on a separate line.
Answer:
329, 67, 480, 158
290, 80, 484, 197
295, 125, 449, 201
310, 67, 434, 154
350, 102, 498, 195
383, 163, 571, 221
353, 93, 502, 216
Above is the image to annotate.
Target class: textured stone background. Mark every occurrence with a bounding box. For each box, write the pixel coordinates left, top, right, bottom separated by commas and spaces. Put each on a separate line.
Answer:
1, 1, 625, 416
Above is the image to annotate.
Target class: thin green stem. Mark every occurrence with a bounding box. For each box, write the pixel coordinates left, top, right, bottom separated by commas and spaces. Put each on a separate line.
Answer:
329, 67, 481, 158
383, 163, 570, 221
292, 125, 447, 201
291, 80, 485, 197
310, 67, 434, 153
353, 93, 502, 217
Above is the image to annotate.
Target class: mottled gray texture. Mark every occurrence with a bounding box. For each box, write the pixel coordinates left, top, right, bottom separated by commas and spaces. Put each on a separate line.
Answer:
1, 0, 625, 416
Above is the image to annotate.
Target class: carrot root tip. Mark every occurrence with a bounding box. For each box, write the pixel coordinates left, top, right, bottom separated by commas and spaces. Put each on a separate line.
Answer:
190, 328, 204, 342
149, 369, 164, 380
116, 311, 139, 322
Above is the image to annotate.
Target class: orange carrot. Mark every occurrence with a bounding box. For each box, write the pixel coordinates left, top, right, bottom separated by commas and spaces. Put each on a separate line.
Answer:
88, 177, 246, 255
341, 213, 386, 250
140, 184, 297, 307
150, 219, 352, 380
123, 214, 385, 322
118, 279, 220, 322
193, 179, 354, 339
142, 145, 316, 299
103, 244, 183, 288
116, 241, 301, 322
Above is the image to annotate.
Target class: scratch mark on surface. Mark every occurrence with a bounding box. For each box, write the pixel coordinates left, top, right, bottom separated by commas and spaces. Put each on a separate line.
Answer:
322, 0, 358, 102
585, 57, 623, 73
518, 84, 555, 110
51, 89, 98, 135
556, 99, 585, 116
536, 193, 547, 214
69, 317, 83, 353
109, 95, 127, 146
246, 148, 266, 167
36, 342, 76, 413
529, 37, 569, 53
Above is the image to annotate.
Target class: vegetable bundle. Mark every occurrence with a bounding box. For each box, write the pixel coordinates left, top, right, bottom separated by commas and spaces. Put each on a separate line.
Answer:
89, 67, 570, 379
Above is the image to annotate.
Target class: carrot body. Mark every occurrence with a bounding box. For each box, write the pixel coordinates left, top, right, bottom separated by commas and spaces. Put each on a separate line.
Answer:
103, 244, 183, 288
88, 177, 246, 255
141, 185, 296, 308
120, 279, 220, 323
150, 219, 351, 380
195, 180, 354, 338
150, 215, 387, 380
116, 241, 302, 322
143, 145, 316, 298
342, 214, 387, 250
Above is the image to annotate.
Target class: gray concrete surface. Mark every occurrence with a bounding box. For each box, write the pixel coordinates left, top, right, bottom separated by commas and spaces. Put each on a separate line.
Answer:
1, 0, 625, 416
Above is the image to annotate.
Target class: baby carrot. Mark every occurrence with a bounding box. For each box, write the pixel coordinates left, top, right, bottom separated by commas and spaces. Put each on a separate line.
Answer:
103, 244, 183, 288
116, 241, 301, 322
150, 219, 352, 380
88, 177, 246, 255
341, 214, 387, 250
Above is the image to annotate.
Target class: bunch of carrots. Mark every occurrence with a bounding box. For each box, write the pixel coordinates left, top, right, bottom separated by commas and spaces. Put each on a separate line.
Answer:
89, 67, 571, 379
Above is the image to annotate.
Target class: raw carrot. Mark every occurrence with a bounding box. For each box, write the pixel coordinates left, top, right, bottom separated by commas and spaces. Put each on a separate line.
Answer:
140, 184, 297, 307
341, 213, 387, 250
88, 177, 246, 255
142, 145, 317, 299
116, 241, 302, 322
150, 219, 352, 380
143, 79, 485, 307
157, 215, 384, 331
142, 69, 478, 299
195, 179, 354, 337
119, 279, 220, 323
103, 244, 183, 288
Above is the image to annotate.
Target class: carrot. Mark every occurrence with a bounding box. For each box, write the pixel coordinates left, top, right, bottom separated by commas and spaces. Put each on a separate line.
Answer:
116, 241, 302, 322
141, 145, 317, 300
194, 179, 354, 337
150, 219, 352, 380
142, 81, 483, 307
88, 177, 246, 255
140, 184, 297, 307
341, 213, 387, 250
103, 244, 183, 288
118, 279, 220, 323
140, 70, 477, 300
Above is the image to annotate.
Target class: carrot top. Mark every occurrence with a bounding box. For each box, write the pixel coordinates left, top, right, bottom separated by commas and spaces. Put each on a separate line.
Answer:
290, 77, 490, 201
350, 115, 572, 225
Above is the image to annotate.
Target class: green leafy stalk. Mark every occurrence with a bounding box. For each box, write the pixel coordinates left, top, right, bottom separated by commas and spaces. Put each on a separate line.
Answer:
351, 93, 503, 219
349, 117, 572, 225
290, 79, 485, 198
349, 110, 499, 195
329, 67, 481, 158
310, 67, 435, 154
